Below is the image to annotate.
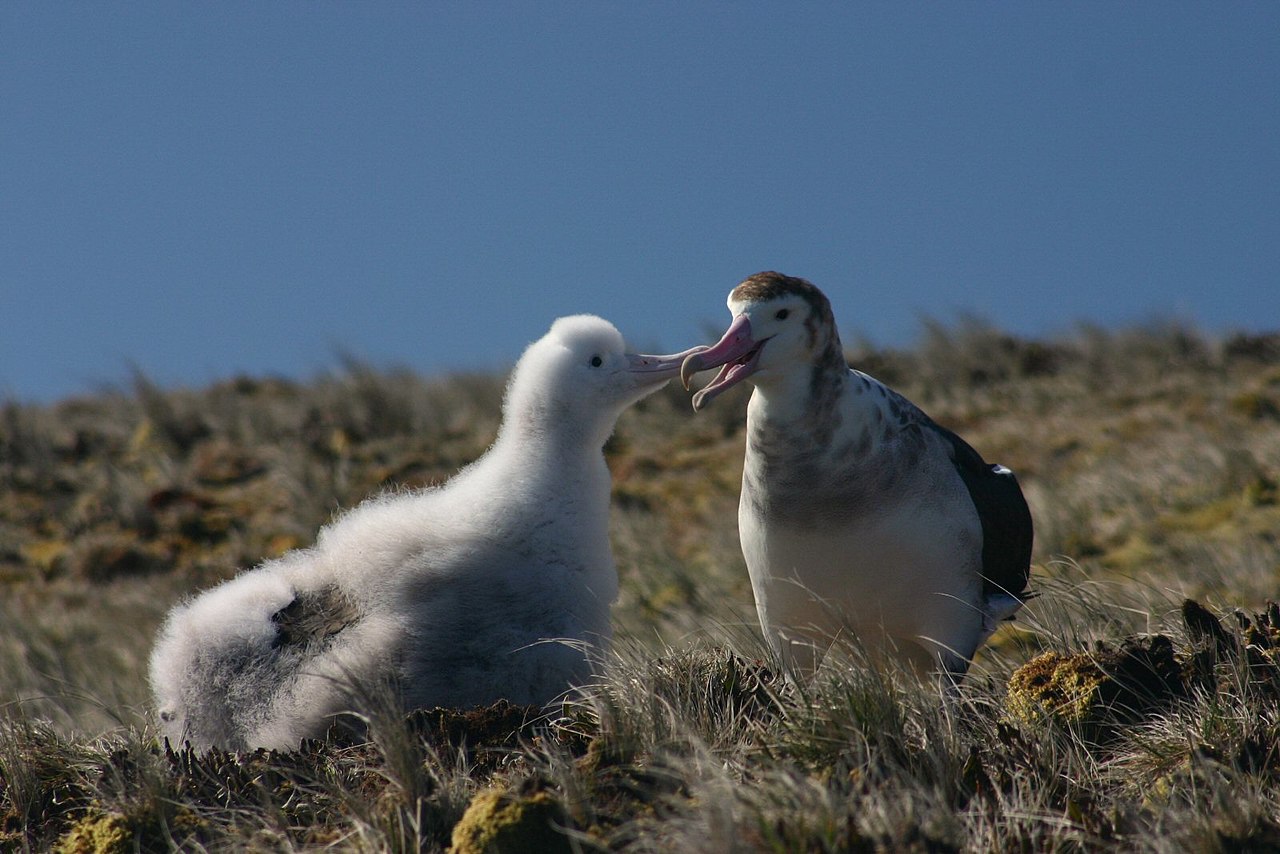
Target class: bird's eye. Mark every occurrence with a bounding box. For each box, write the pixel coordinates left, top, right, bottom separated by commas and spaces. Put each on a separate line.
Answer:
776, 309, 790, 320
590, 355, 603, 368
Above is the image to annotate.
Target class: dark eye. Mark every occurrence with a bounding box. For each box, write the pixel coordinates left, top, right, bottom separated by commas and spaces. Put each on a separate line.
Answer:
590, 355, 603, 367
776, 309, 790, 320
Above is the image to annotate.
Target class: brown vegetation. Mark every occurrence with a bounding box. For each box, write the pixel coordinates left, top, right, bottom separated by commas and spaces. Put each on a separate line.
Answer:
3, 321, 1280, 850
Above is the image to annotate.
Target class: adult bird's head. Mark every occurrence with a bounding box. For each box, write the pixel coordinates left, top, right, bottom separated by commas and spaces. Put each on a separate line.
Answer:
680, 272, 844, 411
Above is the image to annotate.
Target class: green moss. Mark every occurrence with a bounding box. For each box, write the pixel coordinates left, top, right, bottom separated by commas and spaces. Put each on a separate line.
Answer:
449, 788, 572, 854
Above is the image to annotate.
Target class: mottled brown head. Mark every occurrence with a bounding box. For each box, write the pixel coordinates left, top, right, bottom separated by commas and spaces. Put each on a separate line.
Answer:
733, 272, 830, 313
679, 271, 847, 410
730, 272, 839, 356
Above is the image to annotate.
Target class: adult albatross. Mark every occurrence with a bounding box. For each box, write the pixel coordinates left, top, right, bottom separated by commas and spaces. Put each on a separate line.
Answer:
679, 272, 1033, 679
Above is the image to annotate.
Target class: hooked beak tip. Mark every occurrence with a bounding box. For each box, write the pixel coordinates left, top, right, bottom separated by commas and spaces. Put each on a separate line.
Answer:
679, 352, 705, 391
680, 358, 701, 391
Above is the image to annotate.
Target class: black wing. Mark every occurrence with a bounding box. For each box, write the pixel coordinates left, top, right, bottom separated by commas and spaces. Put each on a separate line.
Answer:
937, 428, 1034, 600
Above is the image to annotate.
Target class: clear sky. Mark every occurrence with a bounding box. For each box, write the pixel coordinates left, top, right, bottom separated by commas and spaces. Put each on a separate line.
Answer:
3, 4, 1277, 403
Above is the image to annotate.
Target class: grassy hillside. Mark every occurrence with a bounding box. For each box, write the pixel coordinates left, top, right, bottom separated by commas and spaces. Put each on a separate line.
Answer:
2, 321, 1280, 851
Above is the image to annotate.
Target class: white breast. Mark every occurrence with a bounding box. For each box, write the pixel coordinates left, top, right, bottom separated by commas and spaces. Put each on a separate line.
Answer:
738, 476, 984, 670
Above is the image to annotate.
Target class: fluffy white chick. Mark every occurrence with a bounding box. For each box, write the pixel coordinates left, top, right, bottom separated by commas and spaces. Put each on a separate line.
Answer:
150, 315, 690, 751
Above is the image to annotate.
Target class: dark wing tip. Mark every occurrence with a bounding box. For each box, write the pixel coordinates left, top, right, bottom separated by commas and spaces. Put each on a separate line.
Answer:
949, 441, 1035, 598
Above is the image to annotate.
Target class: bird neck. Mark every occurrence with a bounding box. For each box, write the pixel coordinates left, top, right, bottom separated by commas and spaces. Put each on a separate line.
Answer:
492, 412, 612, 482
749, 360, 849, 436
486, 426, 613, 553
749, 324, 849, 421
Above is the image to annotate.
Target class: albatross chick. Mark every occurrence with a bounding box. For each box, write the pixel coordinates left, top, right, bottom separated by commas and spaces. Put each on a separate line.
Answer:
150, 315, 692, 750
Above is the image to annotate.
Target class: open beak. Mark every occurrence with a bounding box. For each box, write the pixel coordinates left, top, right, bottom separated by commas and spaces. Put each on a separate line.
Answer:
678, 314, 766, 411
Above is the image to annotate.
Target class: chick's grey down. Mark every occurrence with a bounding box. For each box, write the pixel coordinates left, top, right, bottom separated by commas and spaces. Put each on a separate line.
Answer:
149, 315, 692, 751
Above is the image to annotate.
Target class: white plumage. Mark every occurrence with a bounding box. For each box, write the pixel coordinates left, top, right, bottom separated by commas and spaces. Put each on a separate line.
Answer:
677, 273, 1033, 679
149, 315, 689, 751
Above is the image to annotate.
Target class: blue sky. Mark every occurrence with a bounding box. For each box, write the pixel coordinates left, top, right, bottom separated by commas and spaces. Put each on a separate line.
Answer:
3, 4, 1277, 403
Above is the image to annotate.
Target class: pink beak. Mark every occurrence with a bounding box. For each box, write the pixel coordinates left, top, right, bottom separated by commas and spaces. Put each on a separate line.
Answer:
625, 348, 705, 378
678, 314, 766, 411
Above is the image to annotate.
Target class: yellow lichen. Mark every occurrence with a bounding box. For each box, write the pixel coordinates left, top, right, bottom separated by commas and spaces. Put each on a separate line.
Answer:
1007, 635, 1188, 734
1007, 650, 1108, 726
55, 811, 132, 854
449, 788, 572, 854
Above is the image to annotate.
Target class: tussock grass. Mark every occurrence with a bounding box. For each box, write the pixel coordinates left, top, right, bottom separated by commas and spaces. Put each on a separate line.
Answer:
3, 321, 1280, 850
